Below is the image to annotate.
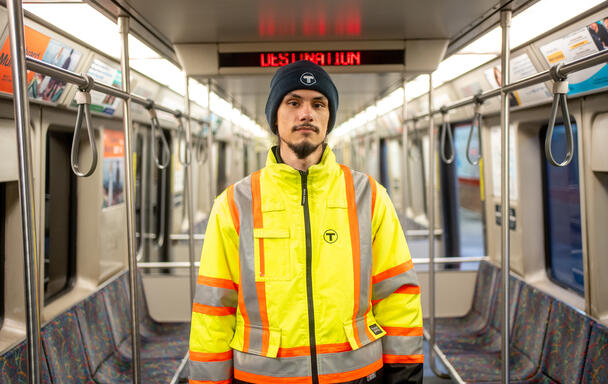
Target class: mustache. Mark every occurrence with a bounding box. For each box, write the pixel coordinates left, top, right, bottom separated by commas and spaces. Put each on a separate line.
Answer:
292, 124, 319, 133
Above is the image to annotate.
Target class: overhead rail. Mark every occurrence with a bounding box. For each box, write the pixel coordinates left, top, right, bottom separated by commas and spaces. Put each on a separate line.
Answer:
71, 74, 98, 177
24, 56, 209, 127
145, 100, 171, 170
439, 107, 454, 164
545, 63, 574, 167
403, 48, 608, 122
466, 97, 484, 166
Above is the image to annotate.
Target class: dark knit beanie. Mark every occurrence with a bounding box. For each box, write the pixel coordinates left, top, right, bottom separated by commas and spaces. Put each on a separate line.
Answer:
265, 60, 339, 134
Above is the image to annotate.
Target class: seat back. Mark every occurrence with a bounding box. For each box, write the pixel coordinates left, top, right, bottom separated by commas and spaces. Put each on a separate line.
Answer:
489, 275, 522, 331
540, 301, 592, 383
102, 273, 131, 346
582, 322, 608, 382
472, 261, 498, 321
41, 310, 94, 383
511, 284, 553, 367
74, 290, 116, 375
0, 341, 52, 384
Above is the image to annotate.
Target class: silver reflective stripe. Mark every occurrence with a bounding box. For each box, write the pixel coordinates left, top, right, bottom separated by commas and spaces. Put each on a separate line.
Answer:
194, 284, 237, 308
317, 339, 382, 375
371, 269, 419, 301
189, 359, 232, 381
381, 335, 423, 356
351, 170, 373, 344
233, 350, 311, 378
232, 176, 264, 353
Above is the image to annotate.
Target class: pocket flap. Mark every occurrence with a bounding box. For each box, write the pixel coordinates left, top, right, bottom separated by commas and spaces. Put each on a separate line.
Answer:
343, 317, 386, 351
230, 324, 281, 358
253, 228, 290, 239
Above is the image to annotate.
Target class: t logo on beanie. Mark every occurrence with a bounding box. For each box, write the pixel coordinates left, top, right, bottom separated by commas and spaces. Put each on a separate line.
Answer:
300, 72, 316, 86
265, 60, 339, 135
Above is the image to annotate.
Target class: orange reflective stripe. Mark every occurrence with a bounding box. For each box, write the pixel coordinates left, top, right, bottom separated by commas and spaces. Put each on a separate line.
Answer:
189, 350, 232, 362
227, 184, 240, 235
395, 284, 420, 294
382, 326, 424, 337
340, 164, 362, 349
277, 343, 352, 357
192, 303, 236, 316
372, 260, 414, 284
197, 275, 237, 291
189, 380, 231, 384
367, 175, 377, 219
383, 354, 424, 364
251, 170, 270, 357
318, 358, 383, 384
234, 369, 312, 384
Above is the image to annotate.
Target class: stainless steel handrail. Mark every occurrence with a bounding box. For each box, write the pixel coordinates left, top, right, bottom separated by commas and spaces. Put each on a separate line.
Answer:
412, 256, 488, 264
500, 9, 512, 383
427, 74, 450, 379
184, 76, 197, 305
24, 56, 208, 126
170, 233, 205, 241
7, 1, 41, 382
403, 48, 608, 124
400, 77, 409, 228
118, 16, 141, 384
405, 229, 443, 237
139, 261, 201, 269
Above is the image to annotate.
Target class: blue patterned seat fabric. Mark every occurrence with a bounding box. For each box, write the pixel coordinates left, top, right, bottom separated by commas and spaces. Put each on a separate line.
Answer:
433, 261, 498, 336
102, 275, 188, 360
436, 276, 522, 354
582, 322, 608, 383
447, 282, 554, 382
0, 340, 52, 384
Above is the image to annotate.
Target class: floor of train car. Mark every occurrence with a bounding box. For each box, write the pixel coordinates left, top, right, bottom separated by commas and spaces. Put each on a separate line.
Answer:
423, 340, 455, 383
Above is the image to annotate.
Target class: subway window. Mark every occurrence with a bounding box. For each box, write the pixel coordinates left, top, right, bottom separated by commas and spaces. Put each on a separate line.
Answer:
541, 123, 584, 295
44, 129, 77, 302
0, 183, 5, 329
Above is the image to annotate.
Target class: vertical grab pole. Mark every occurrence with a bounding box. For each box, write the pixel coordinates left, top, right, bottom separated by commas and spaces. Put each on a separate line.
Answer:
401, 77, 409, 228
500, 9, 512, 384
6, 1, 41, 383
428, 74, 449, 379
184, 76, 197, 303
207, 79, 215, 206
118, 15, 142, 384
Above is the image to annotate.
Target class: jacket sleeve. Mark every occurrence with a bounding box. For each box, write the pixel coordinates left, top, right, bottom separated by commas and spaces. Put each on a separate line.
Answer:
189, 189, 240, 383
369, 182, 423, 384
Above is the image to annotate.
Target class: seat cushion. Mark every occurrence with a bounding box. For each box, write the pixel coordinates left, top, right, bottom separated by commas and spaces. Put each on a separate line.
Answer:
94, 355, 181, 384
41, 310, 96, 383
448, 348, 539, 382
116, 337, 188, 360
0, 341, 52, 384
582, 323, 608, 383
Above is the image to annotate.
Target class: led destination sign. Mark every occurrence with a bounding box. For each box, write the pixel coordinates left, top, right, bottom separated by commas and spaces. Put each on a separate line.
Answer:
218, 50, 404, 68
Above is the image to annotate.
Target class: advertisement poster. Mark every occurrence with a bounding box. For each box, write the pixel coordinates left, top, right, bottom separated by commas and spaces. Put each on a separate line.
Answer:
490, 126, 518, 200
102, 130, 125, 208
83, 58, 123, 115
540, 17, 608, 95
484, 53, 551, 106
0, 26, 49, 94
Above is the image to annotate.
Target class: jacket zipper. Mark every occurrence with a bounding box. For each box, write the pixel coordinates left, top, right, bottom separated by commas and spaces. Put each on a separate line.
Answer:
300, 170, 319, 384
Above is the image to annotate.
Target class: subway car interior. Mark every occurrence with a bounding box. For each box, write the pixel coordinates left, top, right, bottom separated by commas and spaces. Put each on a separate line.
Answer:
1, 0, 608, 383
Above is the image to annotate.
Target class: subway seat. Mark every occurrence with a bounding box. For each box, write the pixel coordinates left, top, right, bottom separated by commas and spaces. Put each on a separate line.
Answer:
428, 260, 606, 383
0, 270, 189, 384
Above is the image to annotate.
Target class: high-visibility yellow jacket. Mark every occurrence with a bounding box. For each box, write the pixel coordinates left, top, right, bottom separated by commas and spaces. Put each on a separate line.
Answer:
189, 147, 423, 384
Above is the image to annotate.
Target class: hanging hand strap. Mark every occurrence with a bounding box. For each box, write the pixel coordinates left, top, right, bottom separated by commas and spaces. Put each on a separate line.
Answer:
175, 111, 191, 166
195, 121, 208, 165
71, 74, 98, 177
146, 99, 170, 169
466, 97, 484, 166
439, 107, 455, 164
545, 63, 574, 167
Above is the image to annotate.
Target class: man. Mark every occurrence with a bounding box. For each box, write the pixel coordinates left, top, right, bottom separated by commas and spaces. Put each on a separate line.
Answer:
189, 60, 423, 384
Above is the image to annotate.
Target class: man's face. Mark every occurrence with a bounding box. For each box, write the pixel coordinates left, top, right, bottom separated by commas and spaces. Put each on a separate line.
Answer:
590, 23, 599, 33
276, 89, 330, 159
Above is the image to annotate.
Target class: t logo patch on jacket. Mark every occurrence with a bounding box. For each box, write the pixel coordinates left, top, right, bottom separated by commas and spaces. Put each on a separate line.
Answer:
323, 229, 338, 243
369, 324, 383, 335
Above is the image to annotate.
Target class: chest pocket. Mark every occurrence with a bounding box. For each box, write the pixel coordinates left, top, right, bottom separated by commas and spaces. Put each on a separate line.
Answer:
253, 228, 291, 281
